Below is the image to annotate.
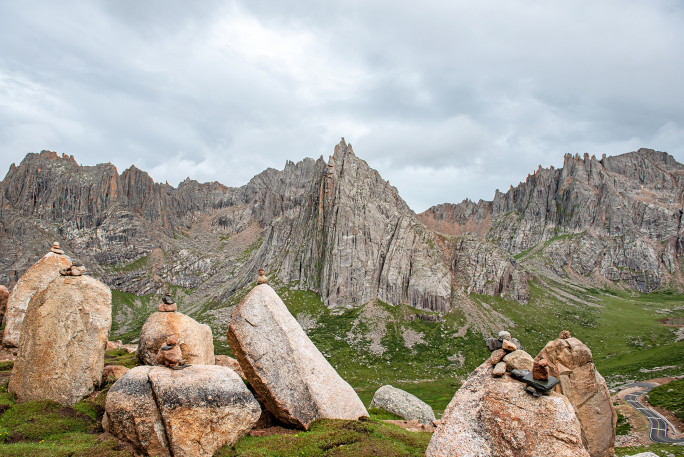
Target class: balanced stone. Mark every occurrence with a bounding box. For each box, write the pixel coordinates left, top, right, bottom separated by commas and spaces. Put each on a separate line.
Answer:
486, 337, 503, 352
490, 349, 506, 365
522, 372, 559, 393
503, 350, 534, 372
498, 330, 511, 341
156, 334, 184, 369
559, 330, 571, 339
533, 359, 549, 381
492, 362, 507, 377
510, 369, 530, 381
50, 241, 64, 255
257, 269, 268, 285
502, 340, 517, 352
136, 311, 214, 366
158, 294, 177, 312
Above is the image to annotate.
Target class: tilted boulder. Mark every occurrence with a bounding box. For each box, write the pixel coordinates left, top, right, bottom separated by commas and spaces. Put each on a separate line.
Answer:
536, 336, 617, 457
226, 284, 368, 429
426, 361, 590, 457
370, 385, 436, 425
105, 365, 260, 457
136, 311, 214, 366
9, 275, 111, 405
3, 252, 72, 347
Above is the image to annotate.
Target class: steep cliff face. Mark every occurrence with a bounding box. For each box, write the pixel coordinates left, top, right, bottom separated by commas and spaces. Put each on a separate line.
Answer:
420, 149, 684, 292
0, 141, 526, 321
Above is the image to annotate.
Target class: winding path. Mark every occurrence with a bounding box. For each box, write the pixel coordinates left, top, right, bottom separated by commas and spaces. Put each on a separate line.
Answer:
615, 382, 684, 444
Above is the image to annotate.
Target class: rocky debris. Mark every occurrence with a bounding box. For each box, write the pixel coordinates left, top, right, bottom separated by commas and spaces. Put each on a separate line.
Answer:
226, 284, 368, 429
3, 252, 72, 347
490, 348, 506, 365
136, 311, 214, 366
257, 269, 268, 285
492, 362, 507, 377
156, 334, 185, 369
503, 350, 535, 372
105, 365, 260, 457
425, 361, 590, 457
148, 365, 261, 457
536, 335, 617, 457
102, 365, 129, 384
369, 385, 436, 425
9, 275, 111, 405
0, 285, 8, 327
157, 294, 177, 312
103, 366, 169, 456
215, 355, 245, 379
50, 241, 64, 254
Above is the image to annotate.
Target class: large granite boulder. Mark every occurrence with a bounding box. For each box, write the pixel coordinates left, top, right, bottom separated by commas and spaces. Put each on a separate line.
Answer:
105, 365, 260, 457
536, 336, 617, 457
426, 361, 590, 457
136, 311, 214, 366
370, 385, 436, 425
103, 366, 169, 456
226, 284, 368, 430
3, 252, 72, 347
9, 275, 111, 405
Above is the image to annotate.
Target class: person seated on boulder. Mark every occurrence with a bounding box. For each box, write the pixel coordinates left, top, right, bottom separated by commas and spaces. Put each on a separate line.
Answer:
59, 262, 86, 276
257, 269, 268, 285
156, 334, 186, 369
158, 294, 177, 312
50, 241, 65, 255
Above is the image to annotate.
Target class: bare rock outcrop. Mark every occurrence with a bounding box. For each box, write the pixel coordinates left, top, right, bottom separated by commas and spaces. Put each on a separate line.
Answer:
104, 365, 260, 457
3, 252, 72, 347
9, 275, 111, 405
226, 284, 368, 429
136, 311, 214, 366
426, 360, 590, 457
369, 385, 436, 425
536, 335, 617, 457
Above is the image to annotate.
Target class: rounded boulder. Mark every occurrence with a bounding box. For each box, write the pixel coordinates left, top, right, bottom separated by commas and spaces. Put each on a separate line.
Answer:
370, 385, 436, 425
136, 311, 214, 366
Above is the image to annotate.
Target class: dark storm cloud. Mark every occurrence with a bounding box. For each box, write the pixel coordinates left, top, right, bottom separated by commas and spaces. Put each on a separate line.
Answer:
1, 0, 683, 211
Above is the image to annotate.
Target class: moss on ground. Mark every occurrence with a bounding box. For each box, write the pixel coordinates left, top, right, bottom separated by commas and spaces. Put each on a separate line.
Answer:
648, 378, 684, 421
216, 418, 431, 457
615, 408, 632, 436
615, 444, 684, 456
104, 348, 139, 369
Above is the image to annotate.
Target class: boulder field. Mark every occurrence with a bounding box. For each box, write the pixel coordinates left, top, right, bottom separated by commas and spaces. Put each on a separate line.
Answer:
226, 284, 368, 430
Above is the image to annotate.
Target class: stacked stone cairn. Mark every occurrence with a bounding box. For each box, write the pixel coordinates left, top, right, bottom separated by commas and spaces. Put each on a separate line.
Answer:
486, 330, 559, 395
257, 268, 268, 285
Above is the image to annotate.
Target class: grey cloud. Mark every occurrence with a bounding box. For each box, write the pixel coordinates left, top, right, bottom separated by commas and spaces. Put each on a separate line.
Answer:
1, 0, 683, 211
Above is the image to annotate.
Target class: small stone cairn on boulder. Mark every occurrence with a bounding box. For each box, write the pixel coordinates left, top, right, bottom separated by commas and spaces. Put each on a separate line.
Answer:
226, 281, 368, 430
105, 365, 261, 457
3, 242, 72, 347
9, 270, 112, 405
536, 331, 617, 457
257, 268, 268, 285
156, 334, 186, 369
370, 385, 436, 425
426, 333, 590, 457
136, 294, 214, 366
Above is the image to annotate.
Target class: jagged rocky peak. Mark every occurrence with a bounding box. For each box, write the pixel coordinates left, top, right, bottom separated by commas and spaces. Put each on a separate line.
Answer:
420, 147, 684, 293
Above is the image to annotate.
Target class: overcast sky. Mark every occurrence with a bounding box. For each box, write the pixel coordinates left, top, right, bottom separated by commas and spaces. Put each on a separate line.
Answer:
1, 1, 683, 212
